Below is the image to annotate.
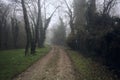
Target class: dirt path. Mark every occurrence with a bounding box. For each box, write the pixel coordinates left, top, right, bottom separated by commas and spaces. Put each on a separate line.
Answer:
13, 46, 75, 80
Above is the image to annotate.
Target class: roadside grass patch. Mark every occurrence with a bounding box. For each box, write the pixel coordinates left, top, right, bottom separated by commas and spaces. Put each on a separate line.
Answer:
68, 50, 117, 80
0, 47, 50, 80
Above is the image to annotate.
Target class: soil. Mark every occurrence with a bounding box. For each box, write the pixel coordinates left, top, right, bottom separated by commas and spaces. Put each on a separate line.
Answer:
13, 46, 75, 80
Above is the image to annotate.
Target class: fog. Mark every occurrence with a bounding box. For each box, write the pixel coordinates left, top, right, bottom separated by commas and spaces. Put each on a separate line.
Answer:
1, 0, 120, 28
1, 0, 120, 44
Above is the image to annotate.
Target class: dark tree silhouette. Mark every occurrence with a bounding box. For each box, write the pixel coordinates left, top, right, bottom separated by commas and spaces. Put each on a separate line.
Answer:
21, 0, 32, 56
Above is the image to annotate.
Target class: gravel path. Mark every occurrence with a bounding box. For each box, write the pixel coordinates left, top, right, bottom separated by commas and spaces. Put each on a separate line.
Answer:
13, 46, 75, 80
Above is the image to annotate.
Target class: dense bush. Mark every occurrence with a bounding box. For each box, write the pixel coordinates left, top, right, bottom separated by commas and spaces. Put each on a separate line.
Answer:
67, 13, 120, 72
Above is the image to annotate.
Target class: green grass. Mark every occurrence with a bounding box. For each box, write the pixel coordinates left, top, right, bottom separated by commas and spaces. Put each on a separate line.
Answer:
0, 47, 51, 80
68, 50, 117, 80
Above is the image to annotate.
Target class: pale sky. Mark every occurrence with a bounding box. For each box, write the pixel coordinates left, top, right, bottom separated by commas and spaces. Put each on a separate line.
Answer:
49, 0, 120, 29
1, 0, 120, 28
2, 0, 120, 44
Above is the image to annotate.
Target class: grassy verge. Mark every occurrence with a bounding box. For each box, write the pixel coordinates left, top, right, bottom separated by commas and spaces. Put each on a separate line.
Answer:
67, 50, 118, 80
0, 47, 51, 80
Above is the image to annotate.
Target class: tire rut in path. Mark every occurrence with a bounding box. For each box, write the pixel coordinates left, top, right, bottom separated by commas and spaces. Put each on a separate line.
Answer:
56, 48, 75, 80
13, 46, 75, 80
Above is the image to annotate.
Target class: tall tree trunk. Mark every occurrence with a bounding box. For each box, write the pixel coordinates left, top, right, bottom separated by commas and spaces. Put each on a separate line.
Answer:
21, 0, 31, 56
89, 0, 96, 25
14, 21, 19, 48
31, 0, 43, 53
4, 22, 8, 49
38, 1, 44, 48
74, 0, 86, 32
38, 7, 58, 48
0, 22, 2, 49
64, 0, 75, 35
11, 18, 19, 48
73, 0, 86, 50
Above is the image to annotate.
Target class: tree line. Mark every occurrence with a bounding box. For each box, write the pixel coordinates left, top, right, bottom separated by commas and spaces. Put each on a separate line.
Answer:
1, 0, 120, 75
0, 0, 58, 56
66, 0, 120, 74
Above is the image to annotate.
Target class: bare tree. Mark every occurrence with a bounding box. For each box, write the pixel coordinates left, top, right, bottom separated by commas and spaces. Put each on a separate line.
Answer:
27, 0, 59, 53
11, 6, 19, 48
103, 0, 117, 15
42, 7, 59, 47
63, 0, 75, 35
86, 0, 96, 26
37, 1, 59, 48
21, 0, 32, 56
74, 0, 86, 33
52, 18, 66, 45
0, 3, 10, 49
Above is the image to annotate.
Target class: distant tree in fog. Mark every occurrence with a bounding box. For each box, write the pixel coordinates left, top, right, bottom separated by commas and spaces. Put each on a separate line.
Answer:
52, 18, 66, 46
